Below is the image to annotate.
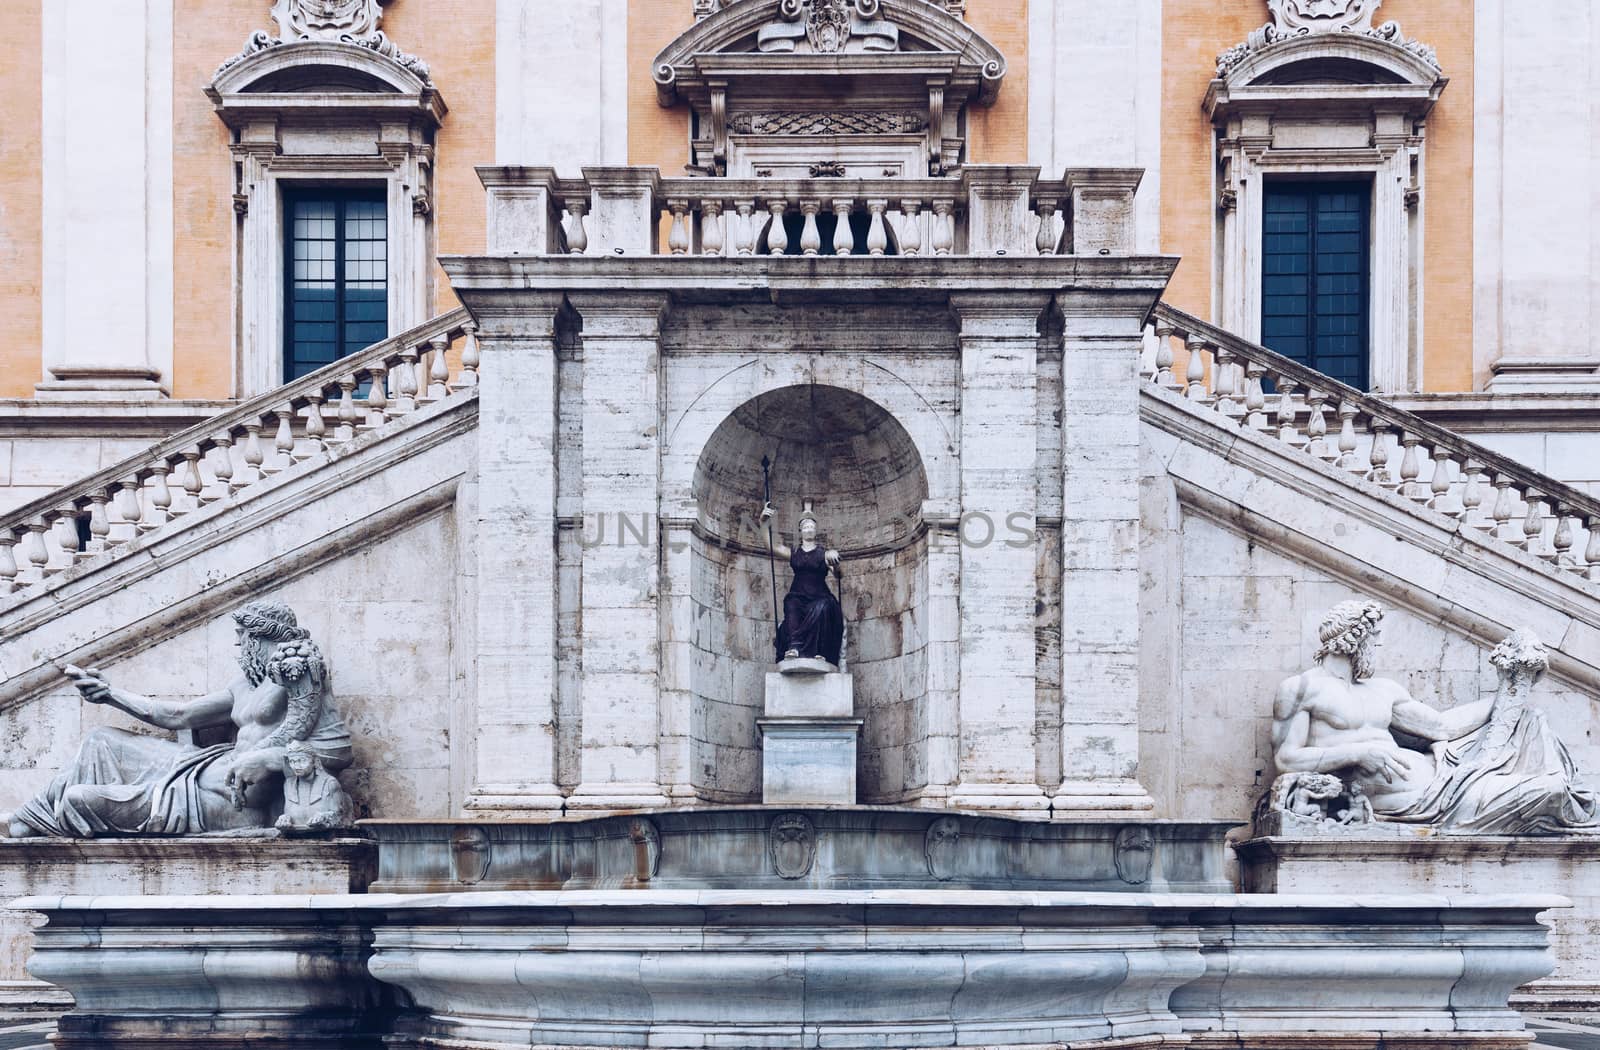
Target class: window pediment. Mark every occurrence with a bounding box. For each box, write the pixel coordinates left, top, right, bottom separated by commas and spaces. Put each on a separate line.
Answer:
653, 0, 1006, 177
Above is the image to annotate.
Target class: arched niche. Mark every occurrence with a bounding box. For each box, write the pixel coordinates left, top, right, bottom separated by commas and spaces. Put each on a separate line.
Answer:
1206, 8, 1446, 393
652, 0, 1006, 176
687, 385, 931, 804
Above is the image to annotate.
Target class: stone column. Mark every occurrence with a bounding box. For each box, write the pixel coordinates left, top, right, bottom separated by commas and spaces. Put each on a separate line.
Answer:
1054, 289, 1156, 816
947, 292, 1052, 816
565, 292, 672, 812
463, 293, 567, 815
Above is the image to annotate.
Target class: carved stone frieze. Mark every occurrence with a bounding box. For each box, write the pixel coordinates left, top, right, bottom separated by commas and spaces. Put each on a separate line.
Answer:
215, 0, 431, 83
1215, 0, 1439, 78
728, 111, 929, 136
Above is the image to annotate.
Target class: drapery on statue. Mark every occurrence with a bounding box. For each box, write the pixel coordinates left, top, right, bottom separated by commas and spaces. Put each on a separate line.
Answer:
1269, 599, 1599, 834
759, 499, 844, 665
2, 601, 354, 838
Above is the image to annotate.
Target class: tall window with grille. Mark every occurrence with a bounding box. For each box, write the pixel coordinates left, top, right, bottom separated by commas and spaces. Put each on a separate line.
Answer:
1261, 181, 1370, 390
283, 188, 388, 381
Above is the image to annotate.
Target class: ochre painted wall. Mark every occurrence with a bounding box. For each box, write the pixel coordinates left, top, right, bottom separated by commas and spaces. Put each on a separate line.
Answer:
963, 0, 1028, 164
0, 0, 43, 398
171, 0, 258, 399
629, 0, 694, 171
1160, 0, 1474, 392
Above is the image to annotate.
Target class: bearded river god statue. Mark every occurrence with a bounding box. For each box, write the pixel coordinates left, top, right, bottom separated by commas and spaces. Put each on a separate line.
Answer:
2, 601, 354, 838
1264, 599, 1600, 835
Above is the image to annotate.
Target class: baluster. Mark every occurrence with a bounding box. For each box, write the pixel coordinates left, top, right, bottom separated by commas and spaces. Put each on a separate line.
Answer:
304, 391, 329, 453
1275, 378, 1302, 446
365, 364, 390, 427
733, 200, 756, 256
54, 508, 80, 568
394, 346, 420, 414
1398, 433, 1425, 501
236, 420, 265, 490
798, 200, 822, 256
453, 324, 480, 392
1366, 422, 1393, 486
1184, 334, 1207, 401
203, 433, 235, 503
764, 200, 788, 254
1243, 360, 1269, 431
1460, 461, 1486, 529
831, 199, 855, 255
21, 520, 50, 582
1212, 345, 1241, 417
931, 199, 955, 256
1327, 400, 1359, 471
112, 479, 143, 542
1426, 448, 1462, 517
1523, 490, 1549, 559
84, 491, 111, 556
1491, 475, 1520, 546
898, 200, 922, 257
1586, 516, 1600, 583
1304, 391, 1332, 461
865, 199, 888, 256
1035, 200, 1056, 255
564, 200, 589, 255
427, 335, 451, 401
700, 200, 725, 257
1552, 505, 1578, 571
336, 375, 359, 441
273, 403, 301, 467
175, 450, 205, 513
0, 530, 17, 593
1152, 321, 1176, 389
142, 462, 173, 531
667, 200, 690, 256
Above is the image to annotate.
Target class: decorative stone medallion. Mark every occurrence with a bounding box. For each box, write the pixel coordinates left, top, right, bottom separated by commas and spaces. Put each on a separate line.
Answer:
1113, 826, 1154, 886
923, 816, 962, 881
769, 813, 815, 880
806, 0, 853, 53
451, 827, 492, 885
270, 0, 383, 40
627, 817, 662, 881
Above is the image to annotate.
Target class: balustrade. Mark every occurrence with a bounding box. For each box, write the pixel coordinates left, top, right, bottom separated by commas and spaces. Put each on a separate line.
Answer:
1149, 303, 1600, 588
0, 309, 476, 598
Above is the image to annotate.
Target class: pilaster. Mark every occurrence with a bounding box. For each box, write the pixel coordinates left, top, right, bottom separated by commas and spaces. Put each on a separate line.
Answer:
462, 293, 567, 816
565, 291, 673, 812
947, 292, 1052, 815
1054, 288, 1156, 816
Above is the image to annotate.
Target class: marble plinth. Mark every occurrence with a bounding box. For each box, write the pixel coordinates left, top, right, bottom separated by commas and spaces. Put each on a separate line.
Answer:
1239, 833, 1600, 1013
0, 836, 374, 1021
13, 889, 1563, 1049
764, 666, 852, 717
362, 810, 1237, 893
759, 718, 862, 805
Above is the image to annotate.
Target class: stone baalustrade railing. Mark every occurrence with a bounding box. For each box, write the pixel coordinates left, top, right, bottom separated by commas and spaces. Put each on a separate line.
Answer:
0, 308, 477, 598
1151, 303, 1600, 585
478, 165, 1142, 259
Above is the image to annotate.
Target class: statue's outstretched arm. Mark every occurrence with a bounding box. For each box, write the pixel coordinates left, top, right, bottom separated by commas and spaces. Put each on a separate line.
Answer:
1392, 695, 1493, 742
62, 665, 234, 731
759, 502, 791, 560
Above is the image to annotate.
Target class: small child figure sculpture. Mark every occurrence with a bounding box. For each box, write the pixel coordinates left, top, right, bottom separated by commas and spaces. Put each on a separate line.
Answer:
276, 740, 351, 832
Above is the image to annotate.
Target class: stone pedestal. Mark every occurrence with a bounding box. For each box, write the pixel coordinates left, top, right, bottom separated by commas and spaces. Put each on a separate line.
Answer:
0, 837, 374, 1020
760, 661, 860, 805
1238, 834, 1600, 1012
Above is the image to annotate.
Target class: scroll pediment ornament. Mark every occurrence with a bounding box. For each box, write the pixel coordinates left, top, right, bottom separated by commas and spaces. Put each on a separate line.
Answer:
758, 0, 898, 55
214, 0, 431, 83
1215, 0, 1439, 79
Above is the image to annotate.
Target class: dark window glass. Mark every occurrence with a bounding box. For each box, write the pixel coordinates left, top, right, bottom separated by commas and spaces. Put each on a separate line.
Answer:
1261, 181, 1370, 390
284, 189, 388, 381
